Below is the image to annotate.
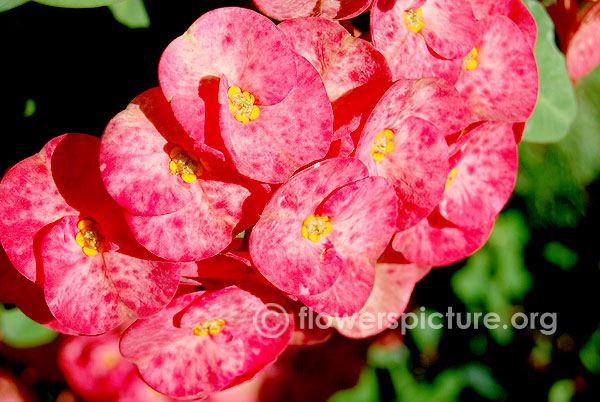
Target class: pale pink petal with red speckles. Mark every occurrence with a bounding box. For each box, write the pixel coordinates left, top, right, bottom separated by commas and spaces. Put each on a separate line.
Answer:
278, 17, 392, 142
333, 263, 431, 338
567, 2, 600, 81
253, 0, 373, 20
120, 287, 293, 398
249, 158, 368, 296
392, 209, 495, 267
42, 216, 126, 335
356, 116, 448, 231
439, 122, 517, 229
217, 55, 333, 183
455, 16, 538, 124
126, 179, 250, 262
159, 7, 297, 148
371, 0, 462, 82
470, 0, 537, 49
100, 88, 193, 216
0, 135, 76, 282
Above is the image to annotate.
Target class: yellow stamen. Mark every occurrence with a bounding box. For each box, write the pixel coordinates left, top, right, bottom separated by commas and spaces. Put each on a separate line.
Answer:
301, 214, 332, 242
371, 129, 395, 162
404, 8, 424, 33
463, 47, 478, 70
192, 319, 227, 336
446, 167, 458, 189
228, 86, 260, 123
168, 146, 202, 184
75, 219, 104, 257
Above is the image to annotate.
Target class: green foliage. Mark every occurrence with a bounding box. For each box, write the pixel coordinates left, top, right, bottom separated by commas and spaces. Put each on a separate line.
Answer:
23, 98, 36, 118
0, 0, 29, 12
521, 0, 577, 143
452, 210, 532, 344
516, 65, 600, 227
328, 367, 379, 402
109, 0, 149, 29
0, 305, 58, 348
548, 379, 575, 402
408, 308, 443, 354
579, 326, 600, 374
543, 241, 578, 270
34, 0, 123, 7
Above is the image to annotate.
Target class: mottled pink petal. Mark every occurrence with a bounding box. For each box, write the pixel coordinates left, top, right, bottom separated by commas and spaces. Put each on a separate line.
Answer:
42, 216, 126, 335
333, 263, 431, 338
470, 0, 537, 49
567, 2, 600, 81
278, 17, 392, 142
0, 135, 76, 282
249, 158, 368, 296
120, 287, 293, 398
253, 0, 373, 20
392, 209, 494, 266
439, 122, 517, 229
217, 54, 333, 183
183, 252, 271, 288
159, 7, 297, 146
371, 0, 462, 82
357, 116, 448, 230
455, 16, 538, 124
126, 179, 250, 262
100, 88, 193, 216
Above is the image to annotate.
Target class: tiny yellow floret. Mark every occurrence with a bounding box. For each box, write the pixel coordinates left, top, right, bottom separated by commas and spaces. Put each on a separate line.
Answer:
301, 214, 332, 242
463, 47, 478, 70
371, 129, 395, 162
228, 86, 260, 123
404, 8, 424, 33
75, 219, 104, 257
168, 146, 202, 184
192, 319, 227, 336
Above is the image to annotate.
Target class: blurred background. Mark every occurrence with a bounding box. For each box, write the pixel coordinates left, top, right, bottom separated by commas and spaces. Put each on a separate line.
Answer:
1, 0, 599, 401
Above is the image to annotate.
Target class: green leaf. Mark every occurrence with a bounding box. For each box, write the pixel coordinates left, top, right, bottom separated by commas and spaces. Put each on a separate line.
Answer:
328, 368, 379, 402
0, 0, 29, 12
548, 379, 575, 402
408, 308, 443, 354
462, 363, 505, 400
579, 326, 600, 374
34, 0, 124, 7
521, 0, 576, 143
0, 306, 58, 348
109, 0, 149, 29
23, 98, 36, 118
543, 241, 578, 270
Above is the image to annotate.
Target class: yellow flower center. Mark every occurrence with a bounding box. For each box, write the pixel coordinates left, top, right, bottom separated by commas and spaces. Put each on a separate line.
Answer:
168, 146, 202, 184
404, 8, 424, 33
445, 167, 458, 189
301, 215, 332, 242
371, 129, 395, 162
75, 219, 104, 257
228, 86, 260, 123
463, 47, 478, 70
192, 319, 226, 336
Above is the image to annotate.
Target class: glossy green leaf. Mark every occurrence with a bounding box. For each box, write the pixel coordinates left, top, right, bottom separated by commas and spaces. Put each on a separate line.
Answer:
522, 0, 576, 143
34, 0, 124, 7
0, 306, 58, 348
0, 0, 29, 12
109, 0, 149, 29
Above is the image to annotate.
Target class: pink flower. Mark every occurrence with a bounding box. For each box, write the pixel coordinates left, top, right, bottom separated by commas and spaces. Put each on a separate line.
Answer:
250, 158, 398, 316
0, 134, 182, 334
119, 287, 294, 398
253, 0, 373, 20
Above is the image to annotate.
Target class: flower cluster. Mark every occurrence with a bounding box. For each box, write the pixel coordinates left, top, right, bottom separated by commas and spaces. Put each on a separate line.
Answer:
0, 1, 537, 399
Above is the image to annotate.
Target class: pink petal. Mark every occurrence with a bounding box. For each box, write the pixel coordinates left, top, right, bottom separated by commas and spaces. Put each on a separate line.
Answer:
392, 209, 495, 267
253, 0, 373, 20
567, 3, 600, 81
42, 216, 126, 335
356, 116, 448, 230
249, 158, 368, 296
126, 179, 250, 262
120, 287, 293, 398
217, 55, 332, 183
439, 122, 518, 229
470, 0, 537, 49
371, 0, 462, 82
278, 17, 392, 142
159, 7, 297, 144
100, 88, 193, 216
455, 16, 538, 124
333, 263, 431, 338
